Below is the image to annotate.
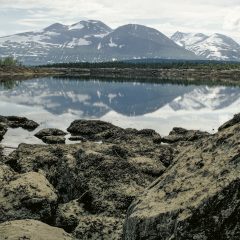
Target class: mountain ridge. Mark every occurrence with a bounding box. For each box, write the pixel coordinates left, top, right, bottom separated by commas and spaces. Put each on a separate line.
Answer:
0, 20, 199, 65
171, 31, 240, 61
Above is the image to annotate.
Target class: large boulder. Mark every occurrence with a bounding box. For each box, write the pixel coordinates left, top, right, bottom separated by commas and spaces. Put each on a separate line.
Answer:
0, 219, 75, 240
67, 120, 122, 141
0, 171, 58, 223
67, 120, 162, 143
6, 121, 171, 238
123, 116, 240, 239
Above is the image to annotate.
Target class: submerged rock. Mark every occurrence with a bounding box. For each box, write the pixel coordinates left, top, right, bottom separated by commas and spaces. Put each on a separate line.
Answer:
0, 219, 74, 240
123, 115, 240, 240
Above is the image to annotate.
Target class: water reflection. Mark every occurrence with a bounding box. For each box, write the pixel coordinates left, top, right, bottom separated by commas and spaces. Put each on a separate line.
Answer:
0, 77, 239, 147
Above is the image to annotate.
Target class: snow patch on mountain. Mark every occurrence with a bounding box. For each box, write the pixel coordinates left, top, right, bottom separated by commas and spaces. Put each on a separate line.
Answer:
108, 38, 118, 47
171, 31, 240, 61
67, 38, 91, 48
69, 23, 84, 30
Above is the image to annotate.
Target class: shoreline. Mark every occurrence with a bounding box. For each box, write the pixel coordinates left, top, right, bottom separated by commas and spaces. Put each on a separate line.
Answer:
0, 66, 240, 85
0, 114, 240, 239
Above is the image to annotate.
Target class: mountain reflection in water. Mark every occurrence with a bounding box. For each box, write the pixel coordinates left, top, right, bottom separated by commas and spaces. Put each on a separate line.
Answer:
0, 77, 239, 147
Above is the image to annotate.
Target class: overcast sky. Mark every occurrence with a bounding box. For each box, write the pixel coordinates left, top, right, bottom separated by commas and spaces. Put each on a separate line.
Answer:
0, 0, 239, 42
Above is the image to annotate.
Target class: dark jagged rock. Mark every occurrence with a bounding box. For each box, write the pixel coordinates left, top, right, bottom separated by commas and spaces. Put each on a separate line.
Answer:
0, 219, 75, 240
162, 127, 210, 143
218, 113, 240, 131
0, 116, 39, 142
123, 115, 240, 240
0, 115, 39, 130
67, 120, 122, 140
0, 115, 39, 143
67, 120, 161, 147
35, 128, 67, 139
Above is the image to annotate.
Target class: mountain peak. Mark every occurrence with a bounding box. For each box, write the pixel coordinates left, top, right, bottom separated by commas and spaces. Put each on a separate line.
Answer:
44, 23, 67, 32
171, 31, 240, 61
69, 20, 112, 33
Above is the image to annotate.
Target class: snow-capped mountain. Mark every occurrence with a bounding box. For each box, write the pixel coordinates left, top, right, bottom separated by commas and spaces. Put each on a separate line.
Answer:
98, 24, 197, 61
171, 31, 240, 61
0, 20, 112, 65
0, 21, 198, 65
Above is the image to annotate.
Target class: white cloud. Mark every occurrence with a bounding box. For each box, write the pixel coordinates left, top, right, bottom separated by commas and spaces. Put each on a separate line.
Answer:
223, 7, 240, 31
0, 0, 239, 42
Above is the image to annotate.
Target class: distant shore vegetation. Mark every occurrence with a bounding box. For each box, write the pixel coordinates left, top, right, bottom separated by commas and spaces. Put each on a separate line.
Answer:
0, 57, 21, 67
39, 59, 240, 70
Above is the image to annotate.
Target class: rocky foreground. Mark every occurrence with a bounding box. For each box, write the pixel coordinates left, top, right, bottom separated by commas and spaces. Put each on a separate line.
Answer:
0, 114, 239, 239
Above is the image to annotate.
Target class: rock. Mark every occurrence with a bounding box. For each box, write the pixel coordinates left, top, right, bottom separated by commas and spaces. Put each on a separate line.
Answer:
74, 215, 123, 240
0, 116, 39, 142
56, 199, 123, 239
0, 163, 15, 183
67, 120, 161, 149
0, 123, 8, 141
162, 127, 210, 143
69, 136, 87, 142
6, 129, 169, 238
0, 115, 39, 131
67, 120, 121, 141
218, 113, 240, 131
0, 145, 4, 159
0, 219, 74, 240
0, 171, 58, 223
2, 116, 240, 239
35, 128, 67, 139
42, 136, 66, 144
123, 116, 240, 239
34, 128, 67, 144
55, 199, 84, 233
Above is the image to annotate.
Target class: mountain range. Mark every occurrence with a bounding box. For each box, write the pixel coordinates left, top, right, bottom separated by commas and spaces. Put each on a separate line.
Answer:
171, 31, 240, 61
0, 20, 239, 65
0, 20, 198, 65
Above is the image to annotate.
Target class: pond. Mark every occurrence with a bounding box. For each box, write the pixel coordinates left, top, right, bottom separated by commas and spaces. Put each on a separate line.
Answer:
0, 77, 239, 148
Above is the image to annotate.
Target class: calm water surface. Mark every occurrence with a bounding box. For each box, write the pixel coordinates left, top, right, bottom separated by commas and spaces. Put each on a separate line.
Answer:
0, 77, 240, 148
